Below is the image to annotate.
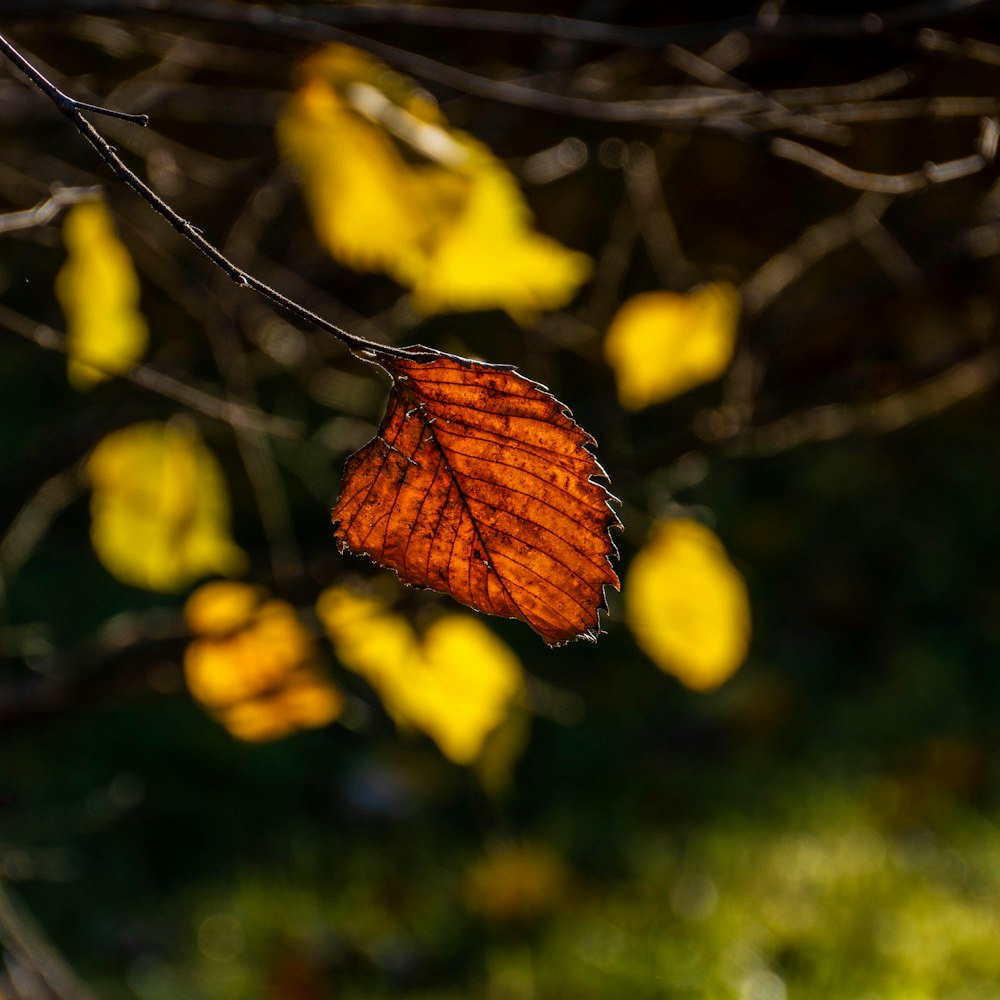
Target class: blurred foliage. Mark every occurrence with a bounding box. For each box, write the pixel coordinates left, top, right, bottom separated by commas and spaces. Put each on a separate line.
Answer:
56, 199, 149, 391
3, 2, 1000, 999
277, 43, 592, 323
88, 420, 247, 592
605, 283, 741, 409
318, 586, 524, 765
626, 518, 751, 691
184, 581, 342, 743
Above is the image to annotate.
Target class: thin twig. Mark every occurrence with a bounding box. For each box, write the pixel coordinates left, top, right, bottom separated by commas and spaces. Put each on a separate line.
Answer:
769, 119, 997, 192
0, 880, 100, 1000
741, 192, 895, 316
2, 0, 995, 47
917, 26, 1000, 66
0, 465, 83, 616
0, 184, 101, 234
620, 142, 696, 288
0, 31, 413, 362
0, 303, 303, 439
206, 177, 306, 586
716, 348, 1000, 454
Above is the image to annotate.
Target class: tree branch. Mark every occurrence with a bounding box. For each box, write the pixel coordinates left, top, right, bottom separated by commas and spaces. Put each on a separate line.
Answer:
0, 31, 414, 362
0, 304, 304, 440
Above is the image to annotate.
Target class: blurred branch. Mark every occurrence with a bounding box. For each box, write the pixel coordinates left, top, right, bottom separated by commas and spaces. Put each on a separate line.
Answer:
741, 192, 896, 317
0, 184, 100, 234
707, 348, 1000, 454
620, 142, 696, 289
0, 879, 99, 1000
2, 0, 997, 47
0, 31, 416, 362
0, 464, 84, 614
769, 114, 999, 193
4, 11, 998, 195
206, 176, 306, 586
917, 25, 1000, 64
0, 608, 187, 730
0, 304, 304, 440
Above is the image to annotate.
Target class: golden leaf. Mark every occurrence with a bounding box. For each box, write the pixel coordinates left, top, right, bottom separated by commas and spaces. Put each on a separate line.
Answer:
54, 200, 149, 390
411, 160, 592, 324
184, 581, 342, 743
462, 841, 569, 923
277, 43, 590, 323
87, 420, 247, 592
330, 346, 620, 645
626, 518, 750, 690
316, 585, 523, 764
604, 282, 741, 409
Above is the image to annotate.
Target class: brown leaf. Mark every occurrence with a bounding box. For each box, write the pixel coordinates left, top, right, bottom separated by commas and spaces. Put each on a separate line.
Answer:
331, 346, 620, 645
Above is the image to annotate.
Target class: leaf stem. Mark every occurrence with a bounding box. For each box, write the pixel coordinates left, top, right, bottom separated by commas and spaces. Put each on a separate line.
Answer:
0, 30, 413, 360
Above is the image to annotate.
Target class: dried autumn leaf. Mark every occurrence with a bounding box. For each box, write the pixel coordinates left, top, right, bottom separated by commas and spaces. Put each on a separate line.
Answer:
55, 200, 149, 390
330, 347, 620, 645
87, 420, 247, 592
604, 282, 741, 410
626, 518, 750, 690
316, 585, 523, 764
185, 581, 342, 743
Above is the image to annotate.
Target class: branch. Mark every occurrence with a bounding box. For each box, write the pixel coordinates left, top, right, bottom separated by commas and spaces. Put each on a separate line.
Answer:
2, 0, 997, 47
706, 349, 1000, 455
769, 116, 998, 192
0, 31, 414, 362
0, 304, 303, 440
0, 183, 100, 234
741, 193, 895, 316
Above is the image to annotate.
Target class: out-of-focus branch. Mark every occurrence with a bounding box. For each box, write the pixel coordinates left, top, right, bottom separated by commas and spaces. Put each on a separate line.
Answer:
620, 142, 696, 289
0, 31, 418, 362
769, 115, 999, 193
917, 26, 1000, 65
0, 304, 304, 440
0, 609, 188, 730
705, 348, 1000, 455
741, 192, 896, 317
0, 878, 100, 1000
0, 464, 84, 613
1, 0, 996, 47
0, 184, 100, 233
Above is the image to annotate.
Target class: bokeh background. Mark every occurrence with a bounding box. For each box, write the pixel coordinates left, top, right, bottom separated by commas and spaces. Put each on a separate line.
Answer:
4, 2, 1000, 998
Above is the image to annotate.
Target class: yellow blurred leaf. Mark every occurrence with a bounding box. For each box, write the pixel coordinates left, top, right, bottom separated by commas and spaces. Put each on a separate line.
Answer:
87, 420, 247, 592
626, 518, 750, 691
411, 160, 593, 324
462, 841, 569, 923
604, 283, 741, 409
473, 703, 532, 798
184, 581, 342, 742
55, 200, 149, 390
316, 586, 524, 764
277, 43, 590, 324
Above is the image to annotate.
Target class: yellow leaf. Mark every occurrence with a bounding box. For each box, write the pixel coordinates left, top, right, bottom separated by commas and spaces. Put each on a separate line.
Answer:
87, 421, 247, 592
625, 518, 750, 691
462, 841, 569, 923
604, 283, 741, 409
316, 586, 524, 764
184, 581, 342, 742
277, 43, 590, 323
55, 200, 149, 390
277, 72, 456, 284
411, 160, 593, 324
